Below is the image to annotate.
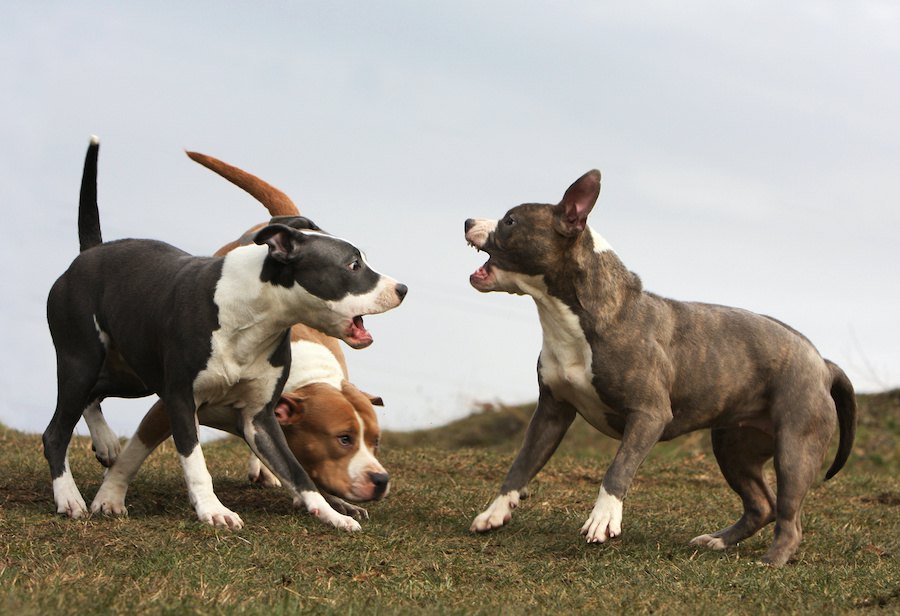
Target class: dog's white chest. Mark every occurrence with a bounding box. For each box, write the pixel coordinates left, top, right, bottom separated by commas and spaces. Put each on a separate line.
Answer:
193, 333, 283, 411
535, 295, 619, 438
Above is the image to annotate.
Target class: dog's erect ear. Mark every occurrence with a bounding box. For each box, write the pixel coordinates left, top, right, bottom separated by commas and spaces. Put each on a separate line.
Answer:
253, 224, 307, 263
555, 170, 601, 237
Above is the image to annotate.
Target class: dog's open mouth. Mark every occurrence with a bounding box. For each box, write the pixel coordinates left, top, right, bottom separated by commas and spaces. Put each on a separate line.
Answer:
469, 257, 496, 291
345, 316, 373, 349
471, 262, 491, 283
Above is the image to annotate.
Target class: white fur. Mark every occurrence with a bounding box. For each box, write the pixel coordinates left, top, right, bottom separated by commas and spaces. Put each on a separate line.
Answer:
588, 227, 614, 253
346, 409, 388, 500
690, 534, 728, 550
180, 443, 244, 529
295, 490, 361, 531
284, 340, 344, 390
92, 435, 154, 516
82, 401, 120, 466
52, 455, 87, 518
501, 272, 620, 438
471, 490, 520, 531
580, 486, 623, 543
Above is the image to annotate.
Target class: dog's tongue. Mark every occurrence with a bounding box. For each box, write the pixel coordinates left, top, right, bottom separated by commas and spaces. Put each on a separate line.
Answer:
348, 316, 373, 348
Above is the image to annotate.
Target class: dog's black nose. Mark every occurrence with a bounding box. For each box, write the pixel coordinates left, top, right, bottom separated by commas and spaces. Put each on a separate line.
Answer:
465, 218, 475, 233
369, 472, 390, 498
395, 283, 408, 301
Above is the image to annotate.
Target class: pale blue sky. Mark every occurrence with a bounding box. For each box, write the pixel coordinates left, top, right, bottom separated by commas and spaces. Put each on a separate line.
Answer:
2, 1, 898, 436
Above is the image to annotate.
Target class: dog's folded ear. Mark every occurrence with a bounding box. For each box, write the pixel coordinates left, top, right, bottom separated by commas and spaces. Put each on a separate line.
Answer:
362, 391, 384, 407
554, 169, 601, 237
274, 393, 307, 425
253, 224, 307, 263
269, 215, 322, 232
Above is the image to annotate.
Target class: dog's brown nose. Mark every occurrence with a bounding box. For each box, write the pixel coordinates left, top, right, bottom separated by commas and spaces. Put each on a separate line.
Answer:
465, 219, 476, 233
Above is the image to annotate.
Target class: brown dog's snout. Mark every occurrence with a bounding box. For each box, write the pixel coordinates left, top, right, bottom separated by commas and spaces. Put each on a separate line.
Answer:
465, 218, 476, 233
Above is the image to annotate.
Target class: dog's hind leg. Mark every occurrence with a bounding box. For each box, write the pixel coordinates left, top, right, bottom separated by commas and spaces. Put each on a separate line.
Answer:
43, 348, 105, 518
762, 394, 835, 567
691, 426, 775, 551
83, 401, 120, 468
92, 398, 172, 516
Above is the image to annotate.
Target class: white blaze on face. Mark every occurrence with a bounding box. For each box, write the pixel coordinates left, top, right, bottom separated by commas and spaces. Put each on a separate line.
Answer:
346, 408, 387, 499
327, 273, 404, 317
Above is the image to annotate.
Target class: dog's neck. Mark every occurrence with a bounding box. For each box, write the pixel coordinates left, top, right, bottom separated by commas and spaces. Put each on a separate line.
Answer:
531, 227, 641, 331
212, 245, 309, 361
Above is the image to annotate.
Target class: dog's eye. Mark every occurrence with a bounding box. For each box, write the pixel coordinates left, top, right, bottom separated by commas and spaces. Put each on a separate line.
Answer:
348, 259, 361, 271
338, 434, 353, 447
503, 216, 516, 226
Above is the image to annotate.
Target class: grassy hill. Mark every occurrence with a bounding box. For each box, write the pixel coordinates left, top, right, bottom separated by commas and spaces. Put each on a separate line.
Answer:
0, 391, 897, 614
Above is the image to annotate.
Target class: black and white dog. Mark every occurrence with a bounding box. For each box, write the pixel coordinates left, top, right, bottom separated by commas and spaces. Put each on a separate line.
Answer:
464, 170, 855, 565
44, 137, 406, 530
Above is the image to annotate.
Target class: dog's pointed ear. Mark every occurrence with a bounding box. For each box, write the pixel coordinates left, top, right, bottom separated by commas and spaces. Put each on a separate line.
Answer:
253, 224, 306, 263
274, 394, 306, 425
555, 170, 601, 237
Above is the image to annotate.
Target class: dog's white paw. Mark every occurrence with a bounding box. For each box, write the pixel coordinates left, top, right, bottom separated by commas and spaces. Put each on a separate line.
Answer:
83, 404, 121, 467
196, 501, 244, 530
53, 473, 88, 519
90, 487, 128, 517
247, 455, 282, 488
580, 487, 623, 543
690, 534, 728, 550
470, 491, 520, 532
90, 427, 121, 468
297, 491, 362, 532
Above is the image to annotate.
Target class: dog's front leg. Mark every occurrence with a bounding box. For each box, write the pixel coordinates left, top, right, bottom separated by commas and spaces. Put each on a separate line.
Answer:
471, 390, 576, 532
242, 408, 361, 532
167, 396, 244, 530
580, 406, 670, 543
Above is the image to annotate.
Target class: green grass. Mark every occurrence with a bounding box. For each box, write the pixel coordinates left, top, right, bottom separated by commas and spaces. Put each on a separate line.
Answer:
1, 392, 898, 614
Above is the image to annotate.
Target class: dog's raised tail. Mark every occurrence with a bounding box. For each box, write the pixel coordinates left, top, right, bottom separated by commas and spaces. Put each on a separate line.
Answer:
824, 360, 857, 480
78, 135, 103, 252
185, 150, 299, 217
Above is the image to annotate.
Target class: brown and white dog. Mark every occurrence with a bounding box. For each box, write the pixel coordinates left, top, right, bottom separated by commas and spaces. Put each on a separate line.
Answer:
86, 152, 390, 521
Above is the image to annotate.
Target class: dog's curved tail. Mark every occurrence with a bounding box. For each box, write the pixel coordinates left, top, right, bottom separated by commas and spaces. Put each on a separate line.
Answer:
824, 359, 857, 480
185, 150, 299, 217
78, 135, 103, 252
